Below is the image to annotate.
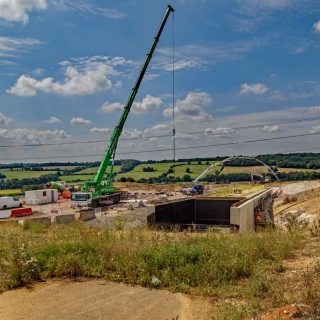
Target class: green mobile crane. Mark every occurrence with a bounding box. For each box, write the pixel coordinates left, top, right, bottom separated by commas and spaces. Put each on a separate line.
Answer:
71, 5, 174, 208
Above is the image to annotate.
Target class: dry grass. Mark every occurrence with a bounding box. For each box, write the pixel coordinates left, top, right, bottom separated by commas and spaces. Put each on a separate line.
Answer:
0, 223, 318, 319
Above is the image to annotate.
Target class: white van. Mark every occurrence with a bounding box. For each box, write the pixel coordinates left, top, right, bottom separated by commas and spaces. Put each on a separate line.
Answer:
0, 196, 23, 210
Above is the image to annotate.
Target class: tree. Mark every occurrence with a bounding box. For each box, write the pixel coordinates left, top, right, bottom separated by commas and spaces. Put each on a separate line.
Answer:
186, 167, 191, 173
182, 174, 192, 182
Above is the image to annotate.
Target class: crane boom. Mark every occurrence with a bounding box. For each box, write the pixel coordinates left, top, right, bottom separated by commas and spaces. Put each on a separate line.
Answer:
81, 5, 174, 198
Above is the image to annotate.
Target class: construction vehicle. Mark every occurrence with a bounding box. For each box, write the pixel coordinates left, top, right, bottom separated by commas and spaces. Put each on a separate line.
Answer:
181, 156, 280, 195
71, 5, 175, 208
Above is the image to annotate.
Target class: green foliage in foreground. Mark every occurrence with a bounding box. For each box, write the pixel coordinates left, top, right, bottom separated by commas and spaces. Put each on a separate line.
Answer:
0, 223, 303, 295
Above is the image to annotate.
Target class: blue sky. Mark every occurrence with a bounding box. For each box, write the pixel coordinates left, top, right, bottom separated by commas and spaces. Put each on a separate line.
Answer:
0, 0, 320, 163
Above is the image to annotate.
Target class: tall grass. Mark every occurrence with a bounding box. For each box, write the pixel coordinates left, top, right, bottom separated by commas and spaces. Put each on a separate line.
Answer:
0, 222, 303, 295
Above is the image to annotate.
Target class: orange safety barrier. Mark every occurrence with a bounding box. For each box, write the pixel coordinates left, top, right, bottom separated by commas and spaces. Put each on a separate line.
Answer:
11, 207, 33, 217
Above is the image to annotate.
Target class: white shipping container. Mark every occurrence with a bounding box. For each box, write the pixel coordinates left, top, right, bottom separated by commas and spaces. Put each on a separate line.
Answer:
25, 189, 58, 205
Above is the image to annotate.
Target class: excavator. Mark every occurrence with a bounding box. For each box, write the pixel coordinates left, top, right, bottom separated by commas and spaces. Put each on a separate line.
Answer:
71, 5, 175, 208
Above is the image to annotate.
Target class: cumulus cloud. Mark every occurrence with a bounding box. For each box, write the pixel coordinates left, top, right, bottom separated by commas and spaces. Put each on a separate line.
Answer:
144, 123, 170, 134
313, 21, 320, 33
132, 95, 162, 114
101, 95, 162, 114
310, 125, 320, 134
176, 133, 199, 140
205, 127, 235, 137
101, 102, 123, 113
90, 127, 110, 134
0, 128, 8, 137
0, 112, 11, 125
7, 64, 113, 96
240, 83, 268, 95
163, 91, 213, 121
44, 116, 60, 124
5, 128, 70, 144
0, 0, 47, 24
7, 56, 132, 97
309, 106, 320, 113
122, 128, 143, 139
262, 125, 280, 133
70, 117, 92, 125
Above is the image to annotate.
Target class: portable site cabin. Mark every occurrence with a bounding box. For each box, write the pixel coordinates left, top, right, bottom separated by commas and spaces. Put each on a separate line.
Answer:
25, 189, 58, 205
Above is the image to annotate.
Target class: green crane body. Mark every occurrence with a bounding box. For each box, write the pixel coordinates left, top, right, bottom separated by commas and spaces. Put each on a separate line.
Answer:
81, 5, 174, 200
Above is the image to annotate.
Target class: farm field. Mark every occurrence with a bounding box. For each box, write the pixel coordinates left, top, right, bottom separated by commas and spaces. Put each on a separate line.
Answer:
278, 167, 320, 173
115, 161, 219, 180
0, 170, 57, 180
115, 163, 173, 180
77, 166, 121, 174
41, 166, 79, 170
219, 166, 320, 175
0, 189, 23, 196
60, 174, 96, 182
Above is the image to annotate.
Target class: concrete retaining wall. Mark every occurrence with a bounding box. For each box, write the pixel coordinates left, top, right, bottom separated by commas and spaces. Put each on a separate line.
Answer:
230, 189, 272, 232
147, 197, 241, 229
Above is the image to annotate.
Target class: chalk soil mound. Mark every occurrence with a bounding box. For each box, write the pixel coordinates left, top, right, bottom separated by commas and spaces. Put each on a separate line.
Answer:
0, 280, 213, 320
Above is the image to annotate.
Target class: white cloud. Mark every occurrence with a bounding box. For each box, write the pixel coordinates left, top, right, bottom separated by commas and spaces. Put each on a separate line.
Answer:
310, 125, 320, 134
44, 116, 60, 124
205, 127, 235, 137
308, 106, 320, 113
7, 64, 113, 96
314, 21, 320, 33
90, 127, 110, 134
59, 0, 126, 19
154, 40, 265, 72
132, 95, 162, 114
101, 95, 162, 114
0, 36, 42, 60
240, 0, 294, 10
70, 117, 92, 125
262, 125, 280, 133
101, 102, 123, 113
0, 112, 11, 125
0, 128, 8, 137
240, 83, 268, 95
144, 123, 170, 134
176, 133, 199, 140
163, 91, 213, 121
7, 55, 132, 97
5, 128, 70, 144
122, 128, 143, 139
0, 0, 47, 24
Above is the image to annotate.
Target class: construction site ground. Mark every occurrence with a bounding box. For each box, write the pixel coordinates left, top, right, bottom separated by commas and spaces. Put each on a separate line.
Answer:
0, 231, 318, 320
0, 180, 320, 319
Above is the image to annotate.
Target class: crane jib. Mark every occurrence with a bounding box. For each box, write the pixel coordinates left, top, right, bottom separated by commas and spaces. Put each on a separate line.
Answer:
85, 5, 174, 193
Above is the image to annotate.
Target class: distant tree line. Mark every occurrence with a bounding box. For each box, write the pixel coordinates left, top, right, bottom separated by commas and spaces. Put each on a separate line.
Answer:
2, 153, 320, 171
0, 173, 61, 190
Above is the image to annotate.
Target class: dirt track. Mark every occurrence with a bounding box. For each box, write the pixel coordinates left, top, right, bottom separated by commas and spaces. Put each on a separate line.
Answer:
0, 280, 213, 320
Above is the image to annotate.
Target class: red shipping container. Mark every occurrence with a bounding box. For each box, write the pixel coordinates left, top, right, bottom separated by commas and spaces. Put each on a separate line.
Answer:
11, 207, 33, 217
